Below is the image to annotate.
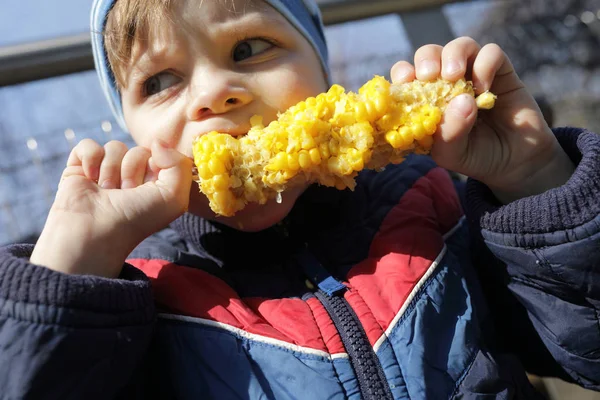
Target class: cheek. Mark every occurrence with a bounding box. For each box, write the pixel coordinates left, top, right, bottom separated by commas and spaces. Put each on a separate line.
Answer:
124, 105, 185, 150
261, 56, 328, 113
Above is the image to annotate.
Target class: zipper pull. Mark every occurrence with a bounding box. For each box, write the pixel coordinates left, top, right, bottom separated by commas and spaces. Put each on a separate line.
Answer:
296, 249, 346, 296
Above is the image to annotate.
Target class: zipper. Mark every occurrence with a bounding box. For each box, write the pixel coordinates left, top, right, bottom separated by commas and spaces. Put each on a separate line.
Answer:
296, 248, 394, 400
315, 290, 394, 400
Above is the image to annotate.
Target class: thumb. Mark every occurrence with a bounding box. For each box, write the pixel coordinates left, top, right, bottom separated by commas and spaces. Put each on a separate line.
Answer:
148, 139, 193, 209
430, 94, 478, 168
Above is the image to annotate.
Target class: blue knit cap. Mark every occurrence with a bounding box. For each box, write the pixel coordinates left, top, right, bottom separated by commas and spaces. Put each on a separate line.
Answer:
90, 0, 330, 132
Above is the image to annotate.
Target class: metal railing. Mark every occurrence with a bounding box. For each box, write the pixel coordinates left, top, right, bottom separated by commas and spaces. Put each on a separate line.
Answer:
0, 0, 462, 87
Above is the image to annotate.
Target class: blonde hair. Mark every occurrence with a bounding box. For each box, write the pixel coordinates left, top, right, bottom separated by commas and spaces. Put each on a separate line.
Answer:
103, 0, 174, 89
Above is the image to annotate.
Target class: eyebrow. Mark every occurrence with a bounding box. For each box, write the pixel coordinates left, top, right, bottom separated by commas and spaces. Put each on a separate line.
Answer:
124, 45, 172, 88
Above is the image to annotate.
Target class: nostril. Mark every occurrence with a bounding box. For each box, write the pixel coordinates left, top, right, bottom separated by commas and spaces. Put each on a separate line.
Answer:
226, 98, 238, 105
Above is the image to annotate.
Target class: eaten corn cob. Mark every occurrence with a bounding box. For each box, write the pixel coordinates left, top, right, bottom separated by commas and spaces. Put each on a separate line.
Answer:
193, 76, 496, 216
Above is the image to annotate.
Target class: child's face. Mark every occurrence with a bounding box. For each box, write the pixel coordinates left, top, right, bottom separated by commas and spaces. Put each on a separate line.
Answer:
119, 0, 328, 231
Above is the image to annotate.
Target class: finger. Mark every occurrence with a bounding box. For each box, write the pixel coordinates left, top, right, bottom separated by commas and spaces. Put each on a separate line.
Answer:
441, 36, 481, 81
414, 44, 443, 81
150, 139, 193, 209
61, 165, 85, 179
390, 61, 415, 84
143, 157, 160, 184
121, 147, 152, 189
430, 94, 478, 168
472, 43, 520, 95
98, 141, 128, 189
67, 139, 104, 181
59, 165, 86, 187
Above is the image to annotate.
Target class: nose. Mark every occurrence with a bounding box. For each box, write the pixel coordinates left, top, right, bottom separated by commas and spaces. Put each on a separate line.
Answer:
186, 72, 253, 120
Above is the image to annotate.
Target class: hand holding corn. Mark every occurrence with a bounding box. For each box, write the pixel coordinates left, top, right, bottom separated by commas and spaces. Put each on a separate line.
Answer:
194, 37, 575, 215
392, 38, 574, 204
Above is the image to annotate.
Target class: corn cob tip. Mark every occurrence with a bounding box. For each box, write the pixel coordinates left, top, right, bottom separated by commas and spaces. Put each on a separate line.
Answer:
475, 91, 497, 110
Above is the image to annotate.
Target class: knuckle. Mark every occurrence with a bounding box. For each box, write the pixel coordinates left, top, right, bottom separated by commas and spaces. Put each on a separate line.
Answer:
447, 37, 479, 53
457, 36, 476, 44
80, 140, 104, 159
128, 146, 151, 159
482, 42, 501, 55
78, 138, 97, 147
104, 140, 128, 154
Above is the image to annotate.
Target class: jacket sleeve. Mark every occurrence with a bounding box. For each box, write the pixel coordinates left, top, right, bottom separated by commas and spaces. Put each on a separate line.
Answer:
0, 244, 156, 399
465, 127, 600, 390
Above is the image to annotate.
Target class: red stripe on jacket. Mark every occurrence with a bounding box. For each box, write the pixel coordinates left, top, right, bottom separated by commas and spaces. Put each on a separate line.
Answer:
130, 258, 345, 354
346, 167, 463, 345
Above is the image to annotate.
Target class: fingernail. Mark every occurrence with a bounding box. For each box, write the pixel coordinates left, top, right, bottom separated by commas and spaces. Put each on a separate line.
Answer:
395, 66, 412, 81
445, 59, 461, 76
448, 94, 473, 118
419, 60, 437, 77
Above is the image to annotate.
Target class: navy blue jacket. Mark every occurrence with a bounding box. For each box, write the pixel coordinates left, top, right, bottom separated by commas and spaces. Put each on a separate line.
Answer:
0, 127, 598, 399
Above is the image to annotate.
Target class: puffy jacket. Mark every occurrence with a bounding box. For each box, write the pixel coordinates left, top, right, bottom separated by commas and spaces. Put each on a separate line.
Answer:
1, 127, 599, 399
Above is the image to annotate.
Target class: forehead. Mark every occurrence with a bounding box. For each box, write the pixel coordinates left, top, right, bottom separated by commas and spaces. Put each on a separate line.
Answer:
133, 0, 293, 56
173, 0, 287, 33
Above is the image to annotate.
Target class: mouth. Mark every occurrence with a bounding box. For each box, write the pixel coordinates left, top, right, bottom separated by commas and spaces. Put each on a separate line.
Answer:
190, 126, 250, 181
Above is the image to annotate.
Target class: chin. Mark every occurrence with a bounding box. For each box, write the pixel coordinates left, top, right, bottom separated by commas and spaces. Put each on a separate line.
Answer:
187, 182, 306, 232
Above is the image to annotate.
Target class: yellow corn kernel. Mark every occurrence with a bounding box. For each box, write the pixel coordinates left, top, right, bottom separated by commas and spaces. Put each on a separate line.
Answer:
198, 163, 212, 180
328, 140, 339, 156
327, 157, 340, 174
398, 126, 413, 146
208, 158, 225, 175
302, 135, 316, 150
410, 122, 426, 141
193, 76, 496, 216
212, 174, 230, 190
346, 149, 364, 171
422, 118, 438, 135
287, 153, 300, 171
319, 142, 330, 159
354, 102, 368, 122
476, 91, 497, 109
385, 130, 402, 149
298, 150, 312, 169
267, 152, 288, 171
309, 148, 322, 165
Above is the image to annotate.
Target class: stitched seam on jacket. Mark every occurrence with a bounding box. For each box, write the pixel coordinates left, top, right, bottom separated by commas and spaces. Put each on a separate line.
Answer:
304, 298, 349, 399
158, 313, 341, 360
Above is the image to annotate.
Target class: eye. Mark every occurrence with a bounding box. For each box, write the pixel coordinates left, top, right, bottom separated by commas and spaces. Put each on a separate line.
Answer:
143, 72, 181, 97
232, 39, 273, 62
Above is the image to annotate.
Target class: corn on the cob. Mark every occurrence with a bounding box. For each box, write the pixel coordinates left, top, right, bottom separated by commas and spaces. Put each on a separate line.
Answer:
193, 76, 496, 216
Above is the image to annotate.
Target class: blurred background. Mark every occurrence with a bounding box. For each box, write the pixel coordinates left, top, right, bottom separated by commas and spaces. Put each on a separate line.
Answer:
0, 1, 599, 397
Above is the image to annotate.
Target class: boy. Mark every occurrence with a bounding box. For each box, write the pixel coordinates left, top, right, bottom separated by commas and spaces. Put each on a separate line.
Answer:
0, 0, 599, 398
